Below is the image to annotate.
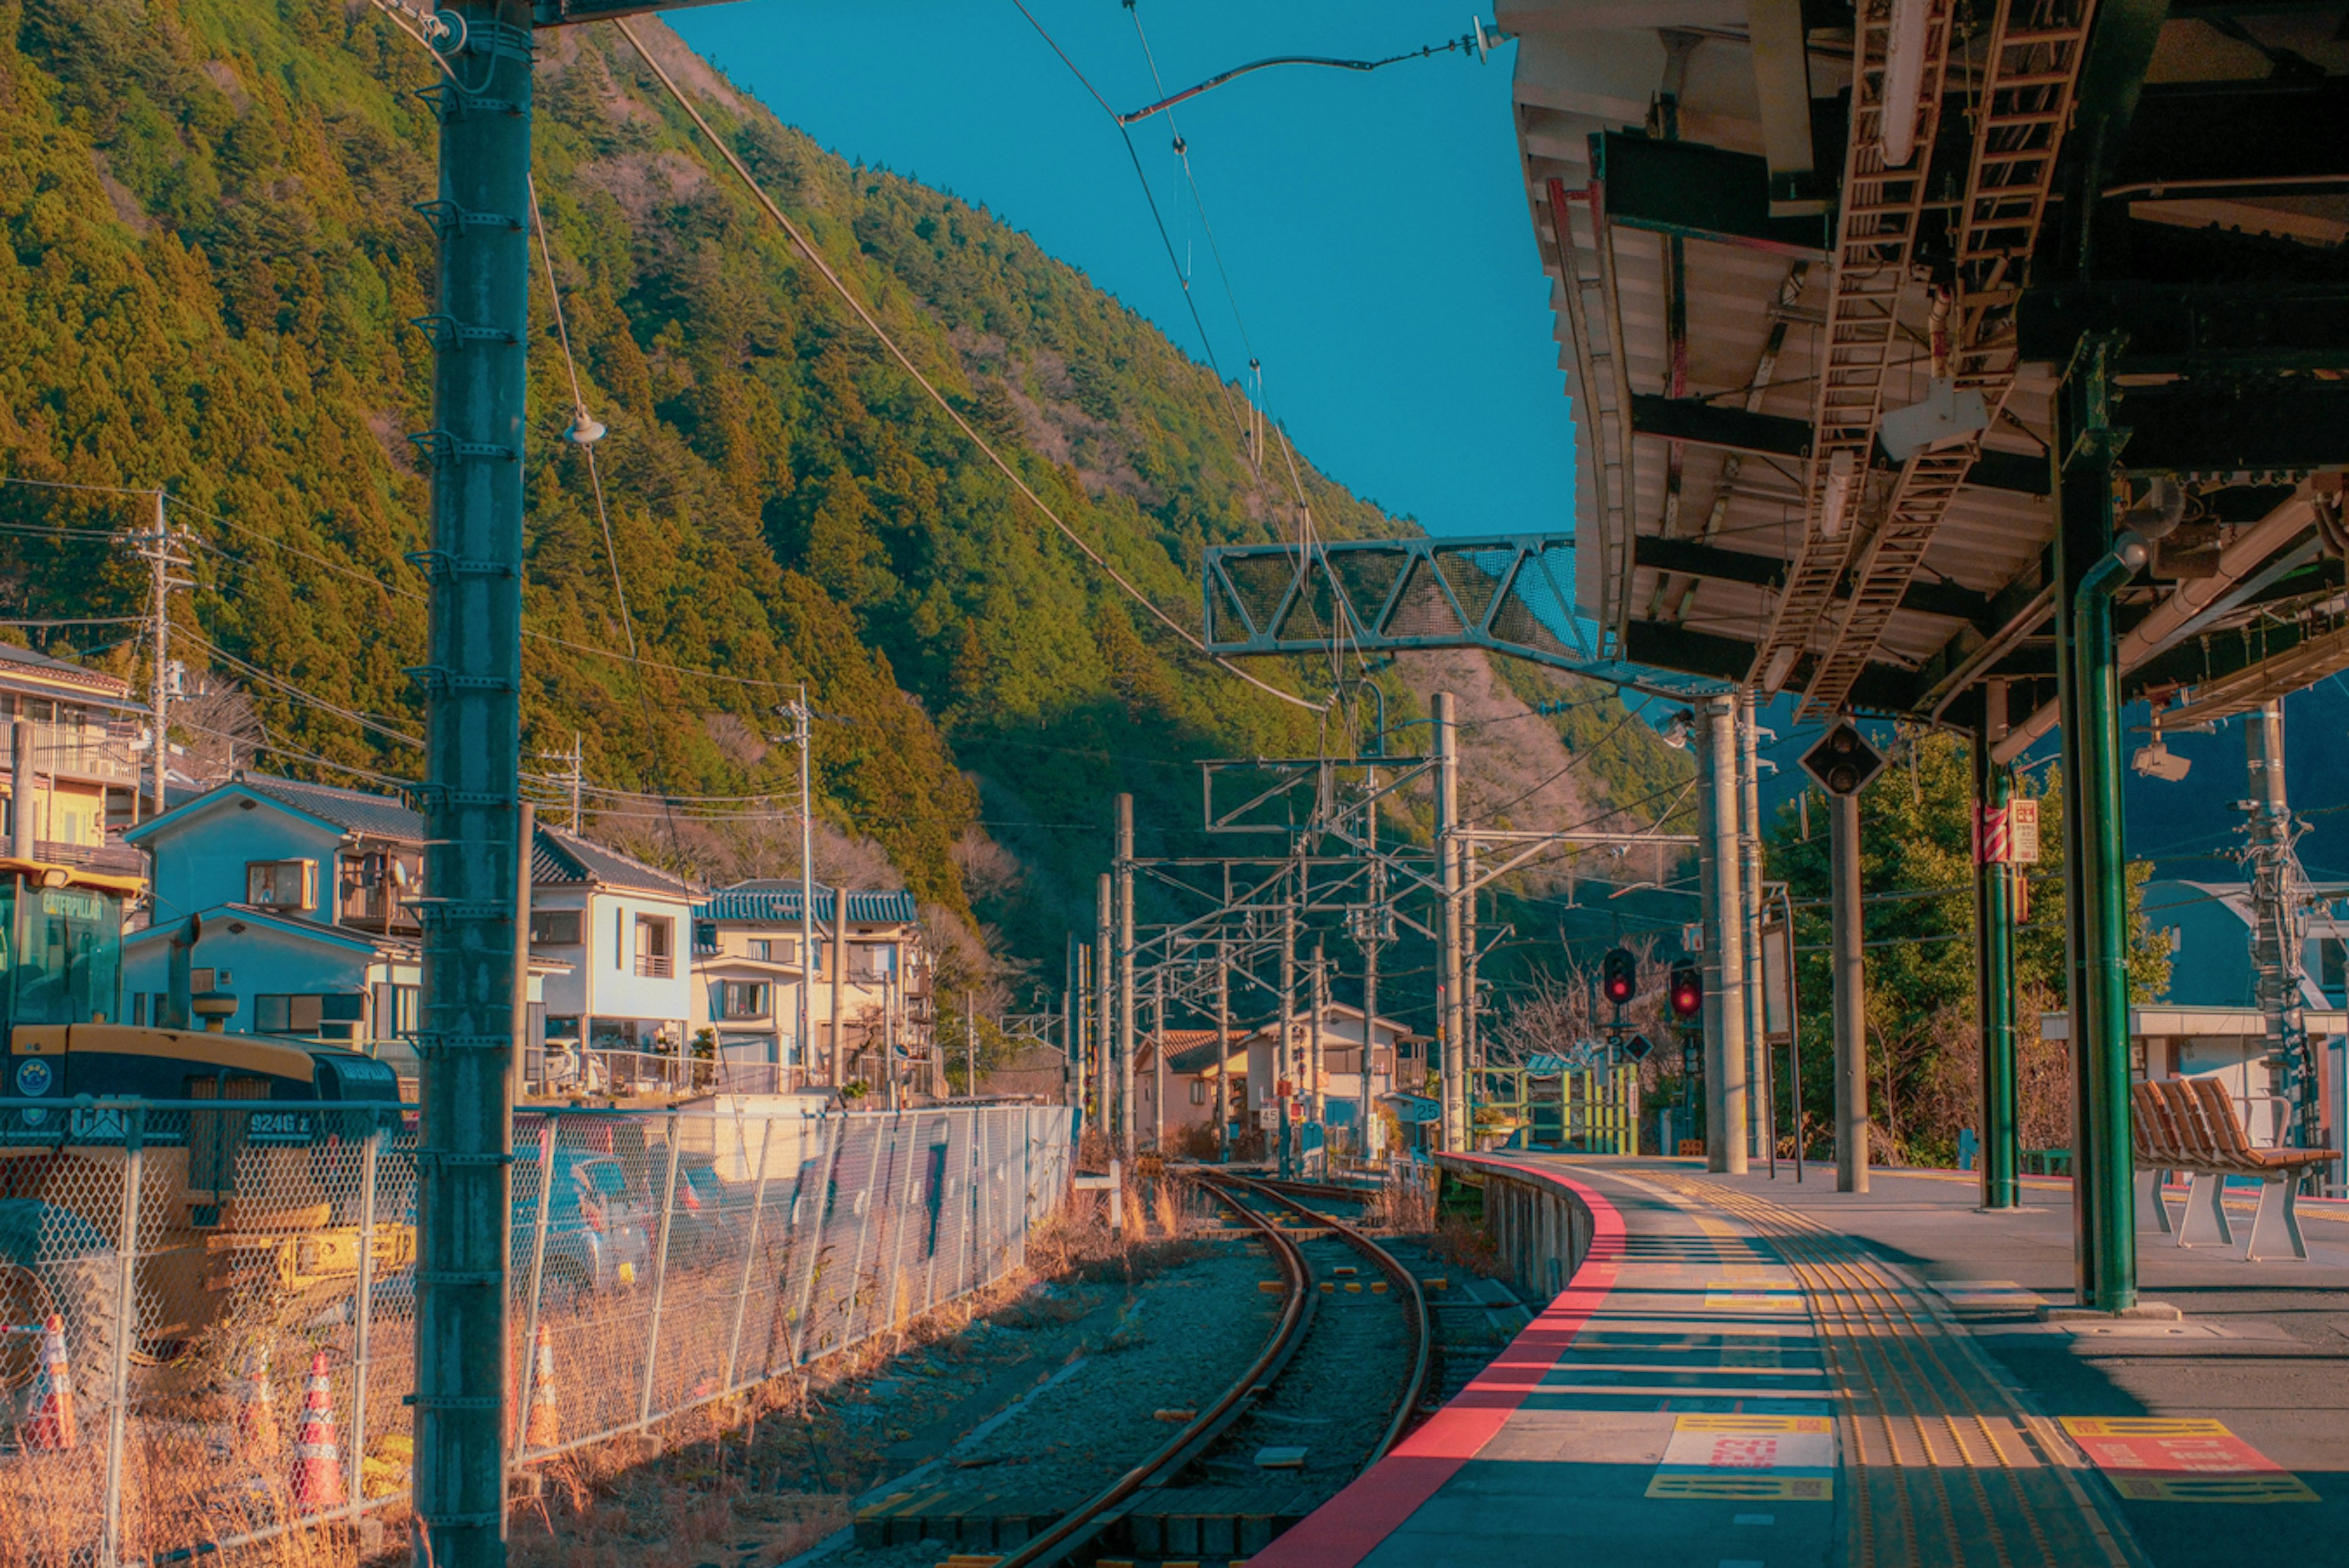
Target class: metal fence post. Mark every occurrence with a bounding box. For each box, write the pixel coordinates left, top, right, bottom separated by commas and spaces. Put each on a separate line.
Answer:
722, 1113, 777, 1393
512, 1117, 557, 1458
839, 1116, 885, 1351
352, 1118, 382, 1496
789, 1114, 848, 1369
636, 1110, 685, 1427
100, 1105, 145, 1568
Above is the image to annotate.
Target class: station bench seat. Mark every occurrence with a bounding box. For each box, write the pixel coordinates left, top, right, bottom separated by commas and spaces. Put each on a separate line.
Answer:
2131, 1077, 2339, 1260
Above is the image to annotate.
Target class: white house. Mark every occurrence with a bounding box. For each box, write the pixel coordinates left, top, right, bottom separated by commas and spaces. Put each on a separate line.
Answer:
530, 827, 700, 1066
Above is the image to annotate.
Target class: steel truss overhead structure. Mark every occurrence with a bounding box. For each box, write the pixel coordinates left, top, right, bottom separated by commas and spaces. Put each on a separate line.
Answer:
1201, 534, 1724, 700
1504, 0, 2349, 1315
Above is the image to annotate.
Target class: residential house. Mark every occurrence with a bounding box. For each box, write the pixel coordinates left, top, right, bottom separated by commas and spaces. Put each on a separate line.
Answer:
688, 882, 930, 1091
0, 642, 149, 868
121, 776, 454, 1071
530, 828, 700, 1069
1138, 1005, 1417, 1148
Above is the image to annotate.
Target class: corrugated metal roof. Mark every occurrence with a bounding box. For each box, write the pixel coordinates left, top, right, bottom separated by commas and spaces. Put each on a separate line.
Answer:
532, 826, 700, 898
696, 883, 919, 925
238, 776, 424, 841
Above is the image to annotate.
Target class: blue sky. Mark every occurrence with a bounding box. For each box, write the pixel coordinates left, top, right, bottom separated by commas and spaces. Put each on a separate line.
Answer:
669, 0, 1572, 540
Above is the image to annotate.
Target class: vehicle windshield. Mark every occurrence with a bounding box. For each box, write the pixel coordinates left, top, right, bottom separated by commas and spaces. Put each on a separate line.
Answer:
7, 879, 121, 1030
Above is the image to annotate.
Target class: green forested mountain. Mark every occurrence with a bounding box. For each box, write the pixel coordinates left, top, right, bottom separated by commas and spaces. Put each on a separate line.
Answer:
0, 1, 1691, 990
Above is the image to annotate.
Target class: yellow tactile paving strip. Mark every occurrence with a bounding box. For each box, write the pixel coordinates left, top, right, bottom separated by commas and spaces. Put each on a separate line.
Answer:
1650, 1173, 2148, 1568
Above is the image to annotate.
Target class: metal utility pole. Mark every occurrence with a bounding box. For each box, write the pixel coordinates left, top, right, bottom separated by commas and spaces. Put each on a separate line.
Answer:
412, 5, 529, 1562
134, 491, 192, 817
2246, 699, 2317, 1155
1215, 935, 1232, 1162
831, 886, 847, 1087
1075, 938, 1091, 1118
1116, 793, 1137, 1152
966, 988, 977, 1098
1698, 697, 1750, 1175
1280, 883, 1298, 1173
1359, 859, 1384, 1157
1096, 872, 1113, 1138
1831, 786, 1869, 1193
1740, 693, 1768, 1165
1152, 966, 1167, 1150
1463, 842, 1481, 1074
1309, 940, 1326, 1132
1975, 681, 2021, 1209
790, 688, 817, 1085
1434, 691, 1466, 1151
1063, 945, 1078, 1109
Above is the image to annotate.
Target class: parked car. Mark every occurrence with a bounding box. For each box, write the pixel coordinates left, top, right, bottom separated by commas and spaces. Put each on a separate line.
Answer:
521, 1151, 655, 1301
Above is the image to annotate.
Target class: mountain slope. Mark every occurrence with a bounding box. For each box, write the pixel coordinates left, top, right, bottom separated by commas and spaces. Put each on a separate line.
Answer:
0, 1, 1692, 994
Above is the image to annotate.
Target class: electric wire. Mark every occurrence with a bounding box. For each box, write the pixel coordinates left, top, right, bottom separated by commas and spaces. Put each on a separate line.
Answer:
614, 17, 1324, 717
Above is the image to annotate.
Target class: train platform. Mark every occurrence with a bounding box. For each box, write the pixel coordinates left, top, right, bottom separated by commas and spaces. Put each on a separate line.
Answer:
1254, 1156, 2349, 1568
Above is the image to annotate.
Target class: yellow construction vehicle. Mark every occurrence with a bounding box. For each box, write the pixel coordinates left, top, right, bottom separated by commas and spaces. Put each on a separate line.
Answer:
0, 856, 409, 1411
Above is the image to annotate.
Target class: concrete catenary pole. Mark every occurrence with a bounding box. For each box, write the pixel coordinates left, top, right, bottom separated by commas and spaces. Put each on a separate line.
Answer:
1116, 793, 1137, 1153
1281, 883, 1299, 1163
413, 5, 530, 1561
511, 801, 533, 1105
1096, 872, 1113, 1140
1359, 860, 1383, 1159
1309, 939, 1326, 1132
1434, 691, 1466, 1151
10, 719, 32, 859
1698, 697, 1750, 1174
1831, 786, 1869, 1192
1063, 938, 1078, 1109
2247, 699, 2317, 1155
1215, 934, 1232, 1162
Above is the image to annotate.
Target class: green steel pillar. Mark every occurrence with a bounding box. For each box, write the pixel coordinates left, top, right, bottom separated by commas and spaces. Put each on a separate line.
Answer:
1973, 685, 2021, 1210
2054, 332, 2139, 1313
413, 4, 530, 1561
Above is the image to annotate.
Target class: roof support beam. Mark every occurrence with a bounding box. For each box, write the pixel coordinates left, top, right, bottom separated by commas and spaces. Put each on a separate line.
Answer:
2019, 282, 2349, 375
1623, 619, 1926, 710
1632, 534, 2000, 628
1628, 395, 2050, 496
2111, 382, 2349, 474
1594, 132, 1829, 256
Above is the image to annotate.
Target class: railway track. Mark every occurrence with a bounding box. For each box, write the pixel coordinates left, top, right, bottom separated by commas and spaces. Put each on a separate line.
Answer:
844, 1170, 1434, 1568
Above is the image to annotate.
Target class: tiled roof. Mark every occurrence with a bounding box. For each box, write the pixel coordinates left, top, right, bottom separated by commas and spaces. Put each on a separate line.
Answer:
1159, 1030, 1249, 1076
698, 883, 919, 925
236, 776, 424, 841
532, 826, 700, 899
0, 639, 133, 699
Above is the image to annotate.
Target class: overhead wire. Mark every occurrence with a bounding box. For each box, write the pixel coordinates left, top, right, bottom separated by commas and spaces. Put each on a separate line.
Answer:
614, 17, 1324, 717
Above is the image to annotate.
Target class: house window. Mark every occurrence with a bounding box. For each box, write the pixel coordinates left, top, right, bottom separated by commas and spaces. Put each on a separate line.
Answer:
718, 980, 770, 1020
848, 942, 897, 983
255, 995, 325, 1035
635, 915, 674, 978
189, 967, 232, 992
748, 938, 770, 962
529, 909, 582, 945
1190, 1080, 1208, 1105
247, 860, 317, 911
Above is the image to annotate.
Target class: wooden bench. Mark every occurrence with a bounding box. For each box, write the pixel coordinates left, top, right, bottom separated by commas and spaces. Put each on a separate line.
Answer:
2131, 1077, 2339, 1260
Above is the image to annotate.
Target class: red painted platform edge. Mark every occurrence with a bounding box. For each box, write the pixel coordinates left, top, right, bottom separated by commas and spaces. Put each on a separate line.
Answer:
1242, 1156, 1626, 1568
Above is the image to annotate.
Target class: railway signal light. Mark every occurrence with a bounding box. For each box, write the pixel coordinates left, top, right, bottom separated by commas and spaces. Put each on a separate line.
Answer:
1623, 1034, 1654, 1064
1800, 722, 1887, 798
1600, 946, 1636, 1007
1669, 963, 1703, 1020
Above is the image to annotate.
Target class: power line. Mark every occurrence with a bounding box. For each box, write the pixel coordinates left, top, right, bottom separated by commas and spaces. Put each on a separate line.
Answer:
615, 17, 1324, 718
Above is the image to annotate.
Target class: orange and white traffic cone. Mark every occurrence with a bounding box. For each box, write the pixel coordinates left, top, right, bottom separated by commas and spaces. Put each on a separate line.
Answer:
289, 1350, 345, 1509
20, 1313, 76, 1451
525, 1323, 558, 1450
236, 1340, 279, 1461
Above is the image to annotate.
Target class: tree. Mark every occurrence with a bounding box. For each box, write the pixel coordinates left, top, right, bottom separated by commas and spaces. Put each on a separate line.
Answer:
1765, 731, 2170, 1163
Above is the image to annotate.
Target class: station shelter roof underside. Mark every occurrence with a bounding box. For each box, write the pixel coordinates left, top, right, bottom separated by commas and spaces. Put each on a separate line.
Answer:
1503, 0, 2349, 735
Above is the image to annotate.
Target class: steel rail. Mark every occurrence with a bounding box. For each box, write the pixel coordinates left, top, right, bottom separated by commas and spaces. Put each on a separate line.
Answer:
1218, 1173, 1434, 1463
991, 1175, 1313, 1568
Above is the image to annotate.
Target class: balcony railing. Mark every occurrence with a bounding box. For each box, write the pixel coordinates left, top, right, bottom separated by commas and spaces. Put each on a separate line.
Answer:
35, 838, 145, 875
634, 954, 674, 979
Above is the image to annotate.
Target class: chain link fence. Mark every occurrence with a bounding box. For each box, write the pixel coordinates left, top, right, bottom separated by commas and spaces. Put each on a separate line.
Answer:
0, 1097, 1074, 1564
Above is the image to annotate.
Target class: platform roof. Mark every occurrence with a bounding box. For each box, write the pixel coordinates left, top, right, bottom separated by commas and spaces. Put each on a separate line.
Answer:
1503, 0, 2349, 732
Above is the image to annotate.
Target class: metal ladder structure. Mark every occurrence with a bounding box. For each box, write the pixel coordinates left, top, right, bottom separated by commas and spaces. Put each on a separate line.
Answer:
1798, 0, 2098, 718
1548, 177, 1639, 653
1748, 0, 1956, 696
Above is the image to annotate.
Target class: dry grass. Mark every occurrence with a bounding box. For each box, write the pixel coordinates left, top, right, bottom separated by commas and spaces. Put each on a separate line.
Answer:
1368, 1170, 1435, 1234
1425, 1214, 1509, 1280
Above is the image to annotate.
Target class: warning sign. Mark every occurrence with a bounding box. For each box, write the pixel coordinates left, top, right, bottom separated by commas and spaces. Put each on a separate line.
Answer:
2060, 1417, 2317, 1503
2009, 798, 2039, 863
1647, 1414, 1834, 1500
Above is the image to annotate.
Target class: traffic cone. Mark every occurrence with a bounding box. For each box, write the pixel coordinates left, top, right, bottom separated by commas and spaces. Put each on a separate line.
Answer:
236, 1340, 279, 1460
20, 1313, 76, 1451
525, 1323, 558, 1450
289, 1350, 345, 1509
